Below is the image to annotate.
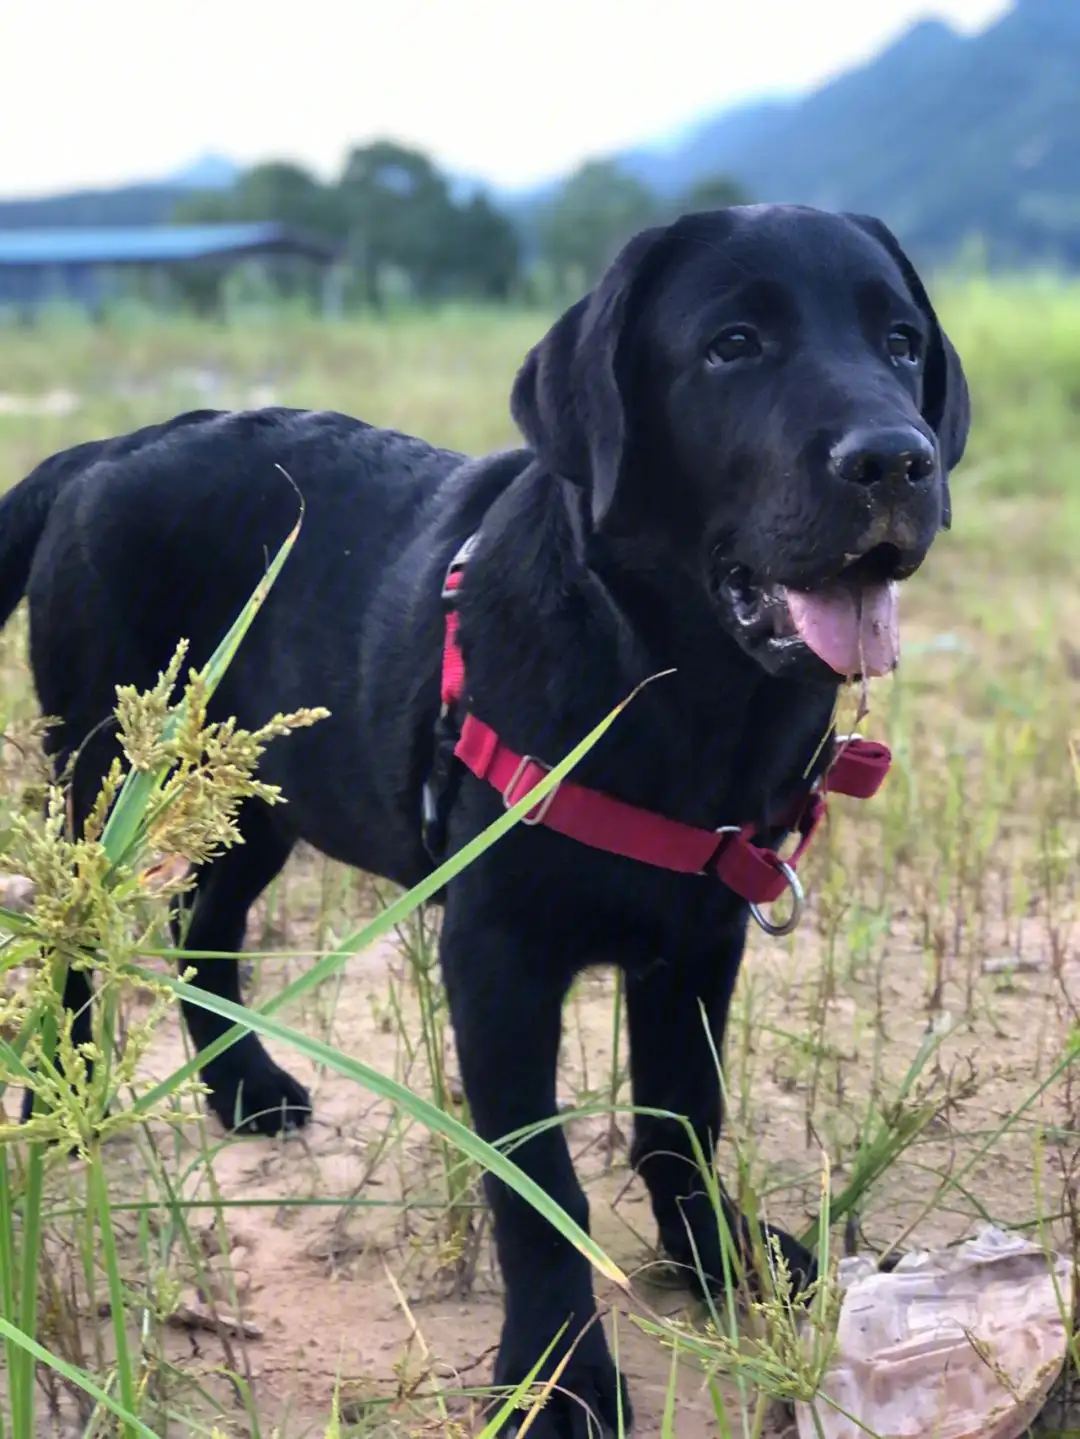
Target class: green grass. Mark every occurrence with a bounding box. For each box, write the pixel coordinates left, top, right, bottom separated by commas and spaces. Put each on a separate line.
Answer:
0, 278, 1079, 1437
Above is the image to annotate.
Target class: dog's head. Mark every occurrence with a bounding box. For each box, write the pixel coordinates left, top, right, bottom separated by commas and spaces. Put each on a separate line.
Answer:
511, 204, 970, 682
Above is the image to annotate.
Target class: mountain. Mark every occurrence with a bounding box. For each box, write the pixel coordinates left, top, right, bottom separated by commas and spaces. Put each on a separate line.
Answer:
0, 154, 240, 231
610, 0, 1080, 266
617, 97, 798, 200
167, 155, 240, 191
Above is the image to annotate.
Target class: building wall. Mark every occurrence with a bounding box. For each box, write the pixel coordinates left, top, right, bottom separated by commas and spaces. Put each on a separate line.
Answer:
0, 261, 106, 310
0, 250, 335, 316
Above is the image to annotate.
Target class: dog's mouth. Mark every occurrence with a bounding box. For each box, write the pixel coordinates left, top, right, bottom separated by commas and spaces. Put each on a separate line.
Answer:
713, 544, 916, 680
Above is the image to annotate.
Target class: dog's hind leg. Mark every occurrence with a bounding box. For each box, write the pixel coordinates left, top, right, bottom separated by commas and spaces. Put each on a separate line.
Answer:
19, 721, 122, 1125
170, 800, 309, 1136
19, 967, 98, 1126
626, 929, 817, 1300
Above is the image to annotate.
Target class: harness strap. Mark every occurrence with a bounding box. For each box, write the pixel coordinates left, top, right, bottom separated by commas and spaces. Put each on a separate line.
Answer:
453, 713, 889, 901
440, 535, 478, 711
431, 535, 892, 922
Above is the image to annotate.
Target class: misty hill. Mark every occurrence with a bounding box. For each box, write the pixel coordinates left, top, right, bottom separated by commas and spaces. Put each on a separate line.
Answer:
0, 156, 239, 231
614, 0, 1080, 265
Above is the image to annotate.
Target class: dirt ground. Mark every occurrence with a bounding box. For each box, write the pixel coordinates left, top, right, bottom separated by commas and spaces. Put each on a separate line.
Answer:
56, 834, 1075, 1439
123, 922, 743, 1437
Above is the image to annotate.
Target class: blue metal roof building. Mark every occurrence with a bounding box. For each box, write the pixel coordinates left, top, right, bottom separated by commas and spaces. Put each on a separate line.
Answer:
0, 222, 341, 313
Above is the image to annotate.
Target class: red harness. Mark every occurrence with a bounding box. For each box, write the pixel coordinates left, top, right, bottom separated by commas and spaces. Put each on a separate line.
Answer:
435, 536, 891, 934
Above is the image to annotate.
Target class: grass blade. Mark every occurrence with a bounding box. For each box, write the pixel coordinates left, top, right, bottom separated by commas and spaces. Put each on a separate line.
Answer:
0, 1314, 161, 1439
133, 672, 671, 1120
136, 968, 628, 1287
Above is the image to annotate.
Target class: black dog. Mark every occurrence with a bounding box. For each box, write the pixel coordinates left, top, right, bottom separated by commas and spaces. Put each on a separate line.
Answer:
0, 205, 968, 1437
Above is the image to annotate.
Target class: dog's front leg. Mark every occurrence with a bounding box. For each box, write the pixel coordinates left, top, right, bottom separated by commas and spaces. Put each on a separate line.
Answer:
441, 889, 630, 1439
626, 919, 816, 1301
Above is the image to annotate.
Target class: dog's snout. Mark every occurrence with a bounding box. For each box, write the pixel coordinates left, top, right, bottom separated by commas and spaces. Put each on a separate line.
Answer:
829, 427, 937, 488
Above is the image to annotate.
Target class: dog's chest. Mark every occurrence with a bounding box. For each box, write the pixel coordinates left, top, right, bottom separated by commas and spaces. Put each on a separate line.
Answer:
460, 697, 832, 960
600, 668, 831, 832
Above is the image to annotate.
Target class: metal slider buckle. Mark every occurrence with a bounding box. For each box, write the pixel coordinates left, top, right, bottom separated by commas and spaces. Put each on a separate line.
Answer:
834, 730, 862, 749
702, 824, 742, 876
502, 755, 560, 826
441, 534, 480, 602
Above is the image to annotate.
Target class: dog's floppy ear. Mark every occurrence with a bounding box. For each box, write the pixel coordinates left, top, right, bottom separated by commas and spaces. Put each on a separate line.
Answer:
846, 213, 970, 529
511, 225, 671, 529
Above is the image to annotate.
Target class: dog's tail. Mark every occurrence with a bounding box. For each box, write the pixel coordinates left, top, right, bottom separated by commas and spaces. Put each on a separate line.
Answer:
0, 437, 106, 626
0, 411, 227, 629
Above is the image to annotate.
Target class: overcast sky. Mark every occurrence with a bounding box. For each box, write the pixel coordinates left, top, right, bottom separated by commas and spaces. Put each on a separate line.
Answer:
1, 0, 1010, 198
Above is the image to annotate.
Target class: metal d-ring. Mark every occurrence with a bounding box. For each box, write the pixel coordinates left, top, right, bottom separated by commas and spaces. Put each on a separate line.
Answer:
750, 861, 806, 937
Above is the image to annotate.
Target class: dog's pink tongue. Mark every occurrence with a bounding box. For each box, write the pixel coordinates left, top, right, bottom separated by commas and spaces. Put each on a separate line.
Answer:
782, 581, 899, 677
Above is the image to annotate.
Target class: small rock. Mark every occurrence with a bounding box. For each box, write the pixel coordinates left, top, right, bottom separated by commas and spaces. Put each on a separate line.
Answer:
982, 956, 1046, 975
230, 1269, 252, 1295
0, 875, 35, 912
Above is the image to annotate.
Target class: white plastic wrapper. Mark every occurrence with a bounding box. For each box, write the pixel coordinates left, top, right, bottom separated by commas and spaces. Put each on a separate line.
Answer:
796, 1226, 1075, 1439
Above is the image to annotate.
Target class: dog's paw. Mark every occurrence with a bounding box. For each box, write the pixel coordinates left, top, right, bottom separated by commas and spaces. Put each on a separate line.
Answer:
875, 1248, 905, 1274
20, 1064, 109, 1152
492, 1329, 631, 1439
19, 1085, 38, 1125
204, 1060, 313, 1136
765, 1225, 818, 1296
662, 1203, 818, 1306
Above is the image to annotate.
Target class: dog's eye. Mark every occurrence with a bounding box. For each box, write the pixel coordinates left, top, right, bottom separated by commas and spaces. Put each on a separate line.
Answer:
887, 326, 921, 365
706, 327, 762, 366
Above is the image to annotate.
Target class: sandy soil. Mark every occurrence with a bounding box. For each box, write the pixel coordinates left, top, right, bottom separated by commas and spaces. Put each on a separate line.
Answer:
22, 835, 1065, 1439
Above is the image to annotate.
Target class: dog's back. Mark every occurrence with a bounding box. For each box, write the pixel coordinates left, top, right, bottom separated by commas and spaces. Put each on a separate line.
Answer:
0, 410, 226, 628
4, 408, 464, 796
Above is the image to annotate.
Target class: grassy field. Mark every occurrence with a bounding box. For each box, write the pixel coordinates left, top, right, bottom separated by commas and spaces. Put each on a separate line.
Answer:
1, 282, 1079, 1438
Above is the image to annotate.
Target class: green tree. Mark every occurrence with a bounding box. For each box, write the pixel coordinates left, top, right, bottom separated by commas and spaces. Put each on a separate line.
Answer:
539, 161, 660, 293
232, 161, 344, 239
171, 142, 523, 310
675, 174, 750, 215
171, 161, 342, 312
445, 193, 521, 300
338, 140, 457, 306
173, 161, 342, 238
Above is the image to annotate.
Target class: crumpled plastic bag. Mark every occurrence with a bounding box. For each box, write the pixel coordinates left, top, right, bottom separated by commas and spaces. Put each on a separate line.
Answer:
795, 1225, 1075, 1439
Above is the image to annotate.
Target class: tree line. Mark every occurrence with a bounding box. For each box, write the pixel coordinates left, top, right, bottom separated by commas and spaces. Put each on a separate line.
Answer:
173, 140, 749, 308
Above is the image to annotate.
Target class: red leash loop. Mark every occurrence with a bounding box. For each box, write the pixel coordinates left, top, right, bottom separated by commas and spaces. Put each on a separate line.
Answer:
827, 734, 892, 799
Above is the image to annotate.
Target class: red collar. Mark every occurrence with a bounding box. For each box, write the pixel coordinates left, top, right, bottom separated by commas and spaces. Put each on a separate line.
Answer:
437, 536, 891, 936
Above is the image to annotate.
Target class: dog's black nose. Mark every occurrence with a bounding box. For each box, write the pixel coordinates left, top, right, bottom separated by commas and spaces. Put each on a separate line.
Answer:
830, 428, 937, 488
